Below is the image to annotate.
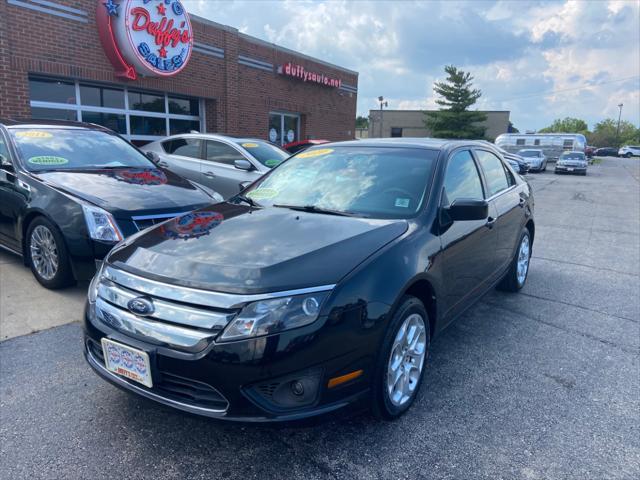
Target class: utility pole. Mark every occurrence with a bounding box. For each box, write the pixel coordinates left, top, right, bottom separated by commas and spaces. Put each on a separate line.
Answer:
616, 103, 623, 143
378, 96, 388, 138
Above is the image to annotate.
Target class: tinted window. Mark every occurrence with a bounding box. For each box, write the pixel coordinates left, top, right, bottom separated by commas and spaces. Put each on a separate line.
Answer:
233, 140, 289, 168
81, 111, 126, 134
391, 127, 403, 137
9, 128, 154, 171
163, 138, 201, 158
244, 146, 438, 219
0, 135, 9, 165
130, 116, 166, 136
516, 139, 525, 146
477, 150, 509, 196
205, 140, 245, 165
79, 85, 125, 109
30, 107, 77, 121
563, 139, 573, 148
444, 150, 483, 203
168, 97, 199, 115
169, 119, 201, 135
29, 78, 75, 104
560, 152, 585, 160
128, 91, 165, 112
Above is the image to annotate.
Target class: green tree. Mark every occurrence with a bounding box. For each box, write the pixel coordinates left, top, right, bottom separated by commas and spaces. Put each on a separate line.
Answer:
508, 121, 519, 133
588, 118, 640, 147
355, 115, 369, 129
538, 117, 589, 134
424, 65, 487, 139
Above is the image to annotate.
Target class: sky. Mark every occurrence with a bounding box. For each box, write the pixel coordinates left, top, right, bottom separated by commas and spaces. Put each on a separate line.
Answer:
182, 0, 640, 132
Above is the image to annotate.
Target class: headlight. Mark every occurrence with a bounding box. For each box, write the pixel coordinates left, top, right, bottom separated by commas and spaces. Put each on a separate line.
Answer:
82, 204, 123, 242
87, 261, 105, 303
219, 291, 331, 342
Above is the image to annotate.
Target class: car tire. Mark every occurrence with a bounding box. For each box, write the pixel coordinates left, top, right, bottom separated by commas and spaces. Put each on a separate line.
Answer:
26, 216, 74, 289
372, 296, 430, 420
625, 153, 632, 158
497, 228, 531, 292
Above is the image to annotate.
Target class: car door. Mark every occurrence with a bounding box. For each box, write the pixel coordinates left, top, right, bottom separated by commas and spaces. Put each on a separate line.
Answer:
474, 148, 523, 276
439, 149, 499, 323
202, 140, 261, 199
158, 137, 203, 183
0, 132, 27, 250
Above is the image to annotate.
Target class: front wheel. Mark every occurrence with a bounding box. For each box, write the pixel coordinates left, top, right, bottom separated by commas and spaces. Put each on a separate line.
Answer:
497, 228, 531, 292
26, 217, 74, 289
373, 296, 430, 420
625, 153, 632, 158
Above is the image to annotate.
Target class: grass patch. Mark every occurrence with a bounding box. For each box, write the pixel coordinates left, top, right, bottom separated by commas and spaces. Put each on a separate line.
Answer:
591, 157, 603, 164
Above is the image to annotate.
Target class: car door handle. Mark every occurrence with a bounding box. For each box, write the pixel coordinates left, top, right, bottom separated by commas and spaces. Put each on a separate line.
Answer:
485, 216, 496, 229
203, 171, 216, 178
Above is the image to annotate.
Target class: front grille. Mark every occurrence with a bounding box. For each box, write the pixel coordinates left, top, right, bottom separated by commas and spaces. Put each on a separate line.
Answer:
131, 212, 188, 232
87, 339, 229, 411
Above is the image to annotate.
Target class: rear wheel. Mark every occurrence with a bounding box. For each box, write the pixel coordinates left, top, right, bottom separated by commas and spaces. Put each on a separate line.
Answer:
497, 228, 531, 292
373, 296, 430, 420
26, 217, 74, 289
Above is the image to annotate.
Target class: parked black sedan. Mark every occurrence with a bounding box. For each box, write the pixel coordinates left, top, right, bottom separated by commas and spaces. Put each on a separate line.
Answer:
84, 139, 535, 421
0, 120, 220, 289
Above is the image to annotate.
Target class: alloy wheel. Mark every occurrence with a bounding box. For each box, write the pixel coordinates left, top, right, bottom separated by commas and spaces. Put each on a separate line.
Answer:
386, 313, 427, 407
30, 225, 59, 281
517, 234, 530, 285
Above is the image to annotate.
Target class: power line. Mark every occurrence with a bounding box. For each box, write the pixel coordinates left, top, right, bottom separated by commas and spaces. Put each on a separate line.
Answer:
497, 75, 640, 102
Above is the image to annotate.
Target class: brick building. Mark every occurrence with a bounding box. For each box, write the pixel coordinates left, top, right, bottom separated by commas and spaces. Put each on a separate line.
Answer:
0, 0, 358, 146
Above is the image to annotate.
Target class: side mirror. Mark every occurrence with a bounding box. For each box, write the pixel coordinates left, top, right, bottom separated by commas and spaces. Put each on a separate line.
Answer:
234, 159, 254, 171
447, 199, 488, 221
0, 155, 13, 171
145, 151, 160, 165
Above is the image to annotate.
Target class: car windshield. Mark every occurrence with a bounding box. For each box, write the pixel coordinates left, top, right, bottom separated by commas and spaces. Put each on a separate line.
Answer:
10, 128, 154, 171
243, 146, 438, 219
518, 150, 541, 157
233, 139, 289, 168
561, 153, 585, 160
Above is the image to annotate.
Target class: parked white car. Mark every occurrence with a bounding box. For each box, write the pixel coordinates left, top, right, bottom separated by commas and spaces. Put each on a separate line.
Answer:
618, 145, 640, 158
142, 134, 290, 199
517, 149, 548, 172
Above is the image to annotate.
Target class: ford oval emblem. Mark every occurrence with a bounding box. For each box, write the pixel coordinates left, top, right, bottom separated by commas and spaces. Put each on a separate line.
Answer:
127, 297, 154, 316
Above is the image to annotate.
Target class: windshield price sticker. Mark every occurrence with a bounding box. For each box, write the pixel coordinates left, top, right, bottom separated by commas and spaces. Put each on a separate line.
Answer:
246, 188, 278, 200
395, 198, 410, 208
242, 143, 259, 148
28, 156, 69, 166
264, 159, 282, 167
297, 148, 334, 159
16, 131, 53, 139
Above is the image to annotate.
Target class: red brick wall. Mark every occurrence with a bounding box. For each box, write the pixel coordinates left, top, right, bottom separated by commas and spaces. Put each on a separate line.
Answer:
0, 0, 357, 141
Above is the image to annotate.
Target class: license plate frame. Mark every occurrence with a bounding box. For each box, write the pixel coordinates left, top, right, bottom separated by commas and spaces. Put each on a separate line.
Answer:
567, 167, 574, 171
101, 338, 153, 388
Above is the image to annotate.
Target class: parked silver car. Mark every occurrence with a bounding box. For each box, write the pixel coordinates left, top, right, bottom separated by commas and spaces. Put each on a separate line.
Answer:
517, 149, 547, 172
142, 134, 290, 199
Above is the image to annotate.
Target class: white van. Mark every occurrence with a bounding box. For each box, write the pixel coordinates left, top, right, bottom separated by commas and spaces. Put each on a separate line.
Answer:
495, 133, 587, 160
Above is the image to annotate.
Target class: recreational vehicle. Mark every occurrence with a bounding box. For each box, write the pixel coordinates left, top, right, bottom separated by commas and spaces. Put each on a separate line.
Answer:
495, 133, 587, 160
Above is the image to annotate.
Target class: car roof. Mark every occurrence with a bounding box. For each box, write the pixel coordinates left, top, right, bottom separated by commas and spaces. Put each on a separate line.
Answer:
0, 118, 111, 131
323, 137, 500, 151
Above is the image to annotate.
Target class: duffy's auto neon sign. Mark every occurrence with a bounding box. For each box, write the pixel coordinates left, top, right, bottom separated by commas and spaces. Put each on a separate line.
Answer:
97, 0, 193, 80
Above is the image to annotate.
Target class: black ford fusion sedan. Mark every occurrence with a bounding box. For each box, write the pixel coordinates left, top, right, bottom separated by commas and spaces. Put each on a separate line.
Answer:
84, 139, 535, 421
0, 119, 221, 289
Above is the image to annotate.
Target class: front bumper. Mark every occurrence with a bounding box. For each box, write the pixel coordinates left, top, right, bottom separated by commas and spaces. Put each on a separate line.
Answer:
83, 301, 373, 422
554, 165, 587, 174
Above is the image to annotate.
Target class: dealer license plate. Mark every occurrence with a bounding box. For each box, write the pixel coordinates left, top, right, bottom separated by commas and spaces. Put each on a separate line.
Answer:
567, 167, 574, 171
101, 338, 153, 388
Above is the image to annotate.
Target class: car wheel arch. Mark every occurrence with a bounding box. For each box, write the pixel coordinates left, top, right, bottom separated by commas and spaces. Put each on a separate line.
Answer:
21, 210, 67, 262
400, 278, 438, 338
525, 219, 535, 246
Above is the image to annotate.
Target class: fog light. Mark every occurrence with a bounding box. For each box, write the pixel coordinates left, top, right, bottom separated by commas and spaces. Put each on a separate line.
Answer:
291, 380, 305, 396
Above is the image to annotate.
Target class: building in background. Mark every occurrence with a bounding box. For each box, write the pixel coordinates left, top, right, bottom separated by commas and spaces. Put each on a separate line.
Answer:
367, 110, 510, 141
0, 0, 358, 146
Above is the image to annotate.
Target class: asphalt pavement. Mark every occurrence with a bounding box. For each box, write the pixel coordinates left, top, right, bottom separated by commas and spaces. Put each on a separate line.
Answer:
1, 157, 638, 479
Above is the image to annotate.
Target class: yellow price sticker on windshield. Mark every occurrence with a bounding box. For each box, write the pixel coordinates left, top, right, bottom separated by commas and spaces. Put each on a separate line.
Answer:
242, 142, 259, 148
297, 148, 333, 159
246, 188, 278, 200
16, 131, 53, 139
28, 156, 68, 166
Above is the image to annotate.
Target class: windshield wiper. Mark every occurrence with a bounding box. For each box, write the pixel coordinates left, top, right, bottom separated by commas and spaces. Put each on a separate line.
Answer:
273, 204, 361, 217
234, 194, 261, 208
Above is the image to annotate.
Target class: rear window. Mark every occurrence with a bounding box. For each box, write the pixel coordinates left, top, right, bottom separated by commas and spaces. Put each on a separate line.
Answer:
234, 140, 289, 168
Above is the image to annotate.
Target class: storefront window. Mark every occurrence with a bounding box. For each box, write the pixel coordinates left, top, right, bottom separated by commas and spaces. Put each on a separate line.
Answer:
128, 91, 165, 112
31, 107, 77, 121
29, 78, 76, 104
170, 119, 201, 135
130, 116, 166, 136
269, 112, 300, 146
168, 97, 199, 115
80, 85, 125, 109
81, 111, 126, 134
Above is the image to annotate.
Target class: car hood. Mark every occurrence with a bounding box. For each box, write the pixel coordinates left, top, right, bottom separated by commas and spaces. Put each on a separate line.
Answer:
34, 168, 212, 218
107, 203, 409, 294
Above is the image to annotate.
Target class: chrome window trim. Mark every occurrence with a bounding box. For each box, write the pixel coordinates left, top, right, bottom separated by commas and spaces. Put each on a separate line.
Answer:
95, 298, 216, 352
103, 266, 335, 309
97, 280, 234, 330
85, 347, 228, 415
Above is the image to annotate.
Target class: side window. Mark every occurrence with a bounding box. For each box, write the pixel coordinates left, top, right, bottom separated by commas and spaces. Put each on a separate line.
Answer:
516, 138, 525, 146
0, 135, 10, 165
534, 139, 540, 146
443, 150, 484, 204
163, 138, 202, 159
205, 140, 245, 166
563, 139, 573, 149
476, 150, 510, 197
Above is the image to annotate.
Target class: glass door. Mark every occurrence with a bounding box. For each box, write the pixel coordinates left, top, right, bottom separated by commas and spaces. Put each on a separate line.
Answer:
268, 112, 300, 146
